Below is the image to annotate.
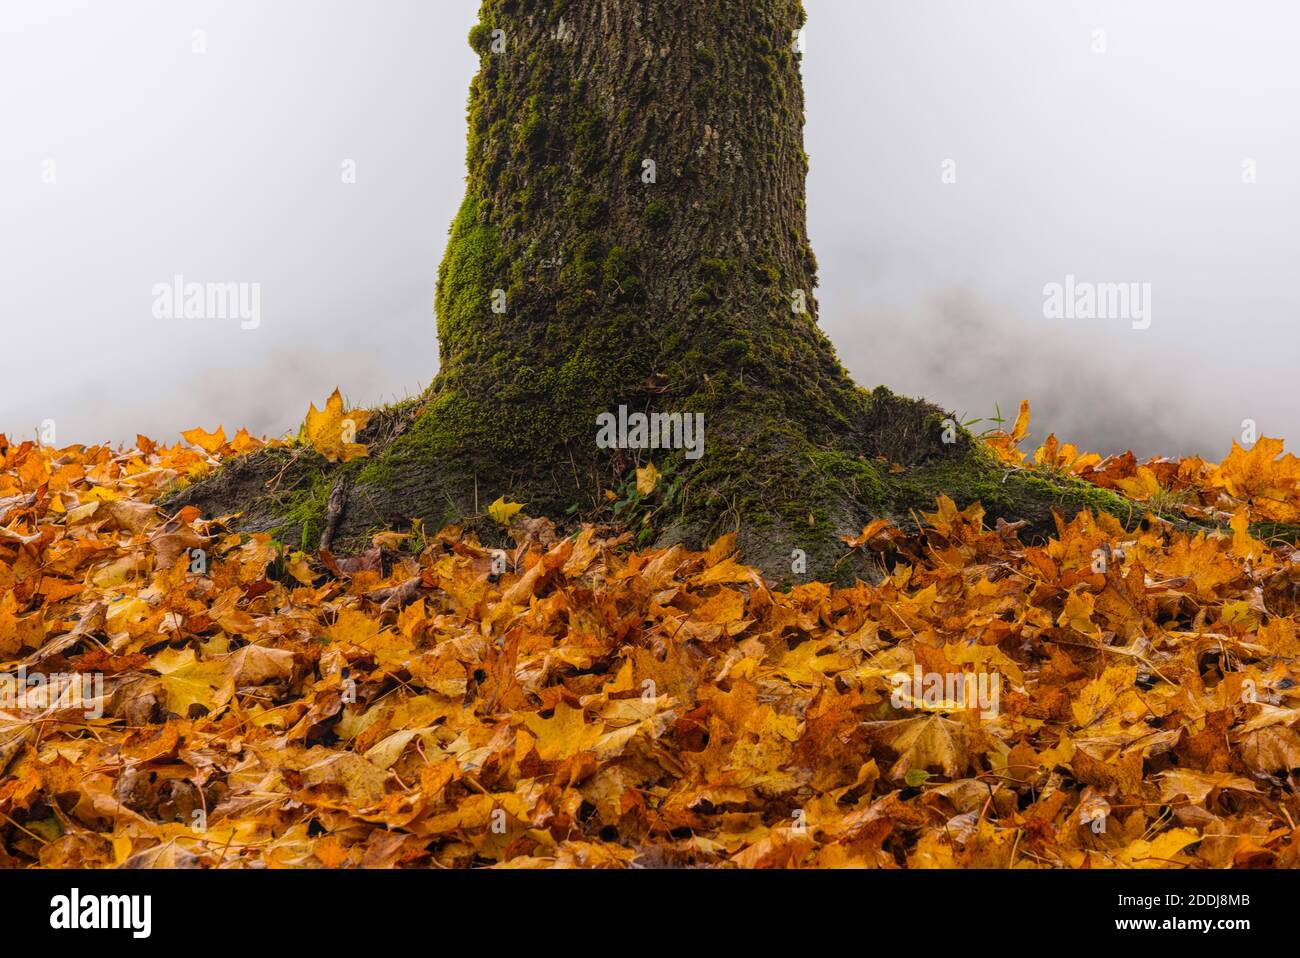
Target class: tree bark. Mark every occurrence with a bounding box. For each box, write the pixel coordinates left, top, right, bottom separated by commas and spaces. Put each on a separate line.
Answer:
167, 0, 1134, 581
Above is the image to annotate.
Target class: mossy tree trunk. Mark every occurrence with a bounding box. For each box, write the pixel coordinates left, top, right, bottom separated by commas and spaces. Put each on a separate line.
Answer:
433, 0, 842, 474
170, 0, 1136, 581
376, 0, 921, 572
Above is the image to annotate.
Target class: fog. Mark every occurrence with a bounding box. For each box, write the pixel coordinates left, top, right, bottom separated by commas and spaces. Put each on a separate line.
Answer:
3, 0, 1297, 458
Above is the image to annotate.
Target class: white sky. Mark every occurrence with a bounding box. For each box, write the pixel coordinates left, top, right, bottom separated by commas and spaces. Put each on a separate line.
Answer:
2, 0, 1297, 457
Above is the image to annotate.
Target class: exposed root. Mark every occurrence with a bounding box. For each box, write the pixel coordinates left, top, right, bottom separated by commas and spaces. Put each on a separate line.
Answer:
318, 475, 352, 552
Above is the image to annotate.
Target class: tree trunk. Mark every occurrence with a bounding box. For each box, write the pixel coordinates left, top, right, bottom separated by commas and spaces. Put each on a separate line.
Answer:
168, 0, 1132, 580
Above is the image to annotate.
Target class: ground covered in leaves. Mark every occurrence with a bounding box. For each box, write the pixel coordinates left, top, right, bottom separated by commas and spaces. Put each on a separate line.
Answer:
5, 399, 1300, 868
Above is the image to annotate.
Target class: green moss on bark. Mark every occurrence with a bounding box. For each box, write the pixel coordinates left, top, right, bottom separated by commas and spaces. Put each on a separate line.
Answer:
435, 197, 503, 361
165, 0, 1179, 581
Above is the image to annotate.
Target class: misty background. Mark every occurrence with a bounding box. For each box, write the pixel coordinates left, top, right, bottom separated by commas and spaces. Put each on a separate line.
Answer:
2, 0, 1297, 458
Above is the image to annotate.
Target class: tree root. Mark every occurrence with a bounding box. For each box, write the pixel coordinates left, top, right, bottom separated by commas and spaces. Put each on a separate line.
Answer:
318, 475, 351, 553
159, 386, 1176, 585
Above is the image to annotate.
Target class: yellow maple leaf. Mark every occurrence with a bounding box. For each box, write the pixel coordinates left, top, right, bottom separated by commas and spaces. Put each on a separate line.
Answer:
1229, 508, 1266, 560
228, 427, 262, 455
1116, 828, 1200, 868
1071, 664, 1137, 728
871, 715, 970, 781
1034, 433, 1062, 469
371, 530, 411, 551
0, 592, 44, 656
325, 607, 385, 646
284, 552, 317, 587
522, 702, 604, 760
155, 652, 232, 716
1115, 465, 1161, 501
921, 495, 983, 532
181, 425, 226, 455
1157, 768, 1258, 805
1009, 399, 1030, 443
636, 462, 660, 496
488, 496, 524, 525
1220, 599, 1259, 629
986, 400, 1031, 466
1035, 433, 1102, 475
304, 388, 371, 463
1058, 590, 1101, 637
841, 518, 896, 549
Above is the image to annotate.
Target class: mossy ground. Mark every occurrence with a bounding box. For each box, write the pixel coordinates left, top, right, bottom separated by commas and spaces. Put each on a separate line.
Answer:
163, 378, 1184, 588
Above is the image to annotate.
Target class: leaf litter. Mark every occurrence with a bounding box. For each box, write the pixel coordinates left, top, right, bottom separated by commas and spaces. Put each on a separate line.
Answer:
4, 396, 1300, 868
